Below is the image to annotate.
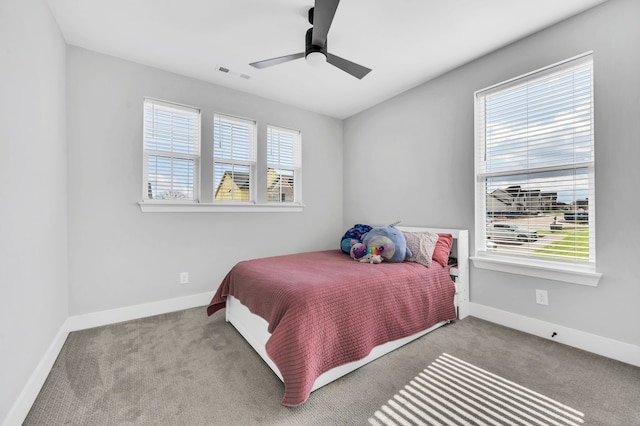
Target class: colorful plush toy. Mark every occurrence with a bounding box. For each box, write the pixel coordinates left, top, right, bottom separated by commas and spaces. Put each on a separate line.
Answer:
340, 223, 373, 254
343, 223, 412, 264
350, 234, 395, 263
361, 224, 412, 263
350, 240, 389, 263
359, 245, 383, 264
349, 242, 367, 260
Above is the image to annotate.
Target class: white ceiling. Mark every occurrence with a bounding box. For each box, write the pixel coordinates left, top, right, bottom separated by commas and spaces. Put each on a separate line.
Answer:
47, 0, 607, 119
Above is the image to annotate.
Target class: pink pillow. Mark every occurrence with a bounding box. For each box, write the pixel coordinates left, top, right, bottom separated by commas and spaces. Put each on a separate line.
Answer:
432, 233, 453, 267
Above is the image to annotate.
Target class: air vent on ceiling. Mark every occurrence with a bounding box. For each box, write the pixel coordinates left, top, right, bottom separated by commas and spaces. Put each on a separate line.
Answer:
216, 65, 251, 80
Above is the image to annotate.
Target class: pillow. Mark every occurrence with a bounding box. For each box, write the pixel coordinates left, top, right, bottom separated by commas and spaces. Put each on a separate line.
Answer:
432, 233, 453, 267
403, 231, 439, 267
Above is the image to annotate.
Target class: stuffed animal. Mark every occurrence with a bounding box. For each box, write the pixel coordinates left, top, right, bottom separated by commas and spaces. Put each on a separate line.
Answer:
340, 224, 373, 254
349, 242, 367, 260
362, 235, 395, 261
350, 236, 394, 263
361, 224, 412, 263
359, 245, 383, 264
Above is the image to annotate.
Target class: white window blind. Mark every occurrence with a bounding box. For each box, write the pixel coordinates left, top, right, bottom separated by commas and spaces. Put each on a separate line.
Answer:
267, 126, 301, 203
475, 54, 595, 266
143, 98, 200, 201
213, 114, 257, 202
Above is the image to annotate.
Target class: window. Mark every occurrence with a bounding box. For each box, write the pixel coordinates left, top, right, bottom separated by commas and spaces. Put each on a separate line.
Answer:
143, 98, 200, 201
213, 114, 257, 203
267, 125, 302, 203
474, 53, 599, 284
140, 100, 303, 213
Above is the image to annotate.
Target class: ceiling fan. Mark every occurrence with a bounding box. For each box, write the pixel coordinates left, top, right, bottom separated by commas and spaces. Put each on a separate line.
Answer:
249, 0, 372, 79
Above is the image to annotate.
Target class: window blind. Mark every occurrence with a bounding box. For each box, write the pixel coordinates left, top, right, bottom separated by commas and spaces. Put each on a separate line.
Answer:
213, 114, 257, 202
267, 126, 301, 203
143, 98, 200, 201
475, 54, 595, 265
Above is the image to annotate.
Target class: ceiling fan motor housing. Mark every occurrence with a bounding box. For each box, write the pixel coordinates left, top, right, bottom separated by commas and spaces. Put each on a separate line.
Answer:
305, 27, 326, 59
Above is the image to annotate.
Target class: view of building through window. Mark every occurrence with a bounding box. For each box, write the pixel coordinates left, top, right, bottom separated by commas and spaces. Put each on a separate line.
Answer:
266, 126, 301, 203
213, 114, 256, 202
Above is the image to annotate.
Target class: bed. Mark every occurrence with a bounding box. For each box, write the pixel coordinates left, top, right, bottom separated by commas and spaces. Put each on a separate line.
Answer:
206, 226, 469, 407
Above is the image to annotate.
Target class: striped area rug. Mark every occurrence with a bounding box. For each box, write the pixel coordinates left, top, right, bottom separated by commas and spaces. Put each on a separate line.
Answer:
369, 353, 584, 426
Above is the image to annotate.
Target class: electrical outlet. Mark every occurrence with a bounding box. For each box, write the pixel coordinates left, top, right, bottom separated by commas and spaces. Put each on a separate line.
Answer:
535, 289, 549, 305
180, 272, 189, 285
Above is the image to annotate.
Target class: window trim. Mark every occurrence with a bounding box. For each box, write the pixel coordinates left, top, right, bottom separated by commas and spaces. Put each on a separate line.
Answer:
138, 201, 304, 213
471, 52, 601, 286
471, 253, 602, 287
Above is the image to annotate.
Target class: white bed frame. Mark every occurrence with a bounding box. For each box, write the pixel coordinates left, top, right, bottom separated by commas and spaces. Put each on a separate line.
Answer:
225, 227, 469, 394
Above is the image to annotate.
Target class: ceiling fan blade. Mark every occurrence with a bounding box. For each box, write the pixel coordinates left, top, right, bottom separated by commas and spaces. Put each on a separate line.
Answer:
311, 0, 340, 47
326, 53, 372, 79
250, 52, 305, 69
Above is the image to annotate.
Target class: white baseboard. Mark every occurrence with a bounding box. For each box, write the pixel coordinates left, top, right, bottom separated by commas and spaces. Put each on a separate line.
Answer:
2, 325, 69, 426
2, 292, 213, 426
64, 291, 213, 331
470, 302, 640, 367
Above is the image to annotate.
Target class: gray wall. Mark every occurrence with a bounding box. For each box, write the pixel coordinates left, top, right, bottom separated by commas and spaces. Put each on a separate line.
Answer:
66, 47, 344, 315
0, 0, 68, 421
344, 0, 640, 346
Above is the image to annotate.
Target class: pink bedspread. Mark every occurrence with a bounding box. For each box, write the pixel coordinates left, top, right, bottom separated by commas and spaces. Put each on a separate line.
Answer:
206, 250, 456, 407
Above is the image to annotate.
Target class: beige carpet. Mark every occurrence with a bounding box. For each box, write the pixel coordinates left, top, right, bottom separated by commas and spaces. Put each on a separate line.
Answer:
24, 307, 640, 425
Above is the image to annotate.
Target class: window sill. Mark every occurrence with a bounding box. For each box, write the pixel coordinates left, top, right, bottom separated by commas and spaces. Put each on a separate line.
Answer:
138, 201, 305, 213
471, 254, 602, 287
